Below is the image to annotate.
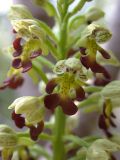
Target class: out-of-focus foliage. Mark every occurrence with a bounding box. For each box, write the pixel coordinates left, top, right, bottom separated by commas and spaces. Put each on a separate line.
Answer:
0, 15, 15, 123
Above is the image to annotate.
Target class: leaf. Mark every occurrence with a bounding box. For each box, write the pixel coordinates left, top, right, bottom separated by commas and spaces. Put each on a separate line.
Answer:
43, 2, 57, 17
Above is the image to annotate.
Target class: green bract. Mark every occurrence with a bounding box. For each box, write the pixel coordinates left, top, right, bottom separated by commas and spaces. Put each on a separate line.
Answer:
101, 81, 120, 107
86, 139, 120, 160
101, 80, 120, 98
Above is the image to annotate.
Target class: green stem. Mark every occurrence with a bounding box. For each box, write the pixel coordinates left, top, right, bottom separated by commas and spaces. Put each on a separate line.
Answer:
36, 56, 54, 69
45, 39, 59, 60
59, 21, 68, 59
36, 19, 58, 43
70, 0, 87, 16
32, 62, 48, 84
57, 0, 69, 59
53, 107, 66, 160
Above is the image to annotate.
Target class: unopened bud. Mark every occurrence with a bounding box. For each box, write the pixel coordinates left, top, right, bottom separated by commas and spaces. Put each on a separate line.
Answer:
9, 5, 33, 20
86, 7, 105, 22
0, 125, 17, 148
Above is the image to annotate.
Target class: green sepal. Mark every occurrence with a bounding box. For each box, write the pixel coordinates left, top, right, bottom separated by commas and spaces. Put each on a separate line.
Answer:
18, 137, 35, 146
0, 133, 18, 148
9, 4, 33, 20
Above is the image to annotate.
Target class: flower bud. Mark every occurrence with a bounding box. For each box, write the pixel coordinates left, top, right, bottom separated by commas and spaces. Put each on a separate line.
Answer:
9, 4, 33, 20
85, 7, 105, 22
0, 125, 17, 148
0, 125, 15, 134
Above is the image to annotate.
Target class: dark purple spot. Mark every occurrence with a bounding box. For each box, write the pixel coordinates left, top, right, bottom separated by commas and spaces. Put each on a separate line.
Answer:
22, 60, 32, 73
30, 50, 42, 59
9, 77, 24, 89
75, 86, 85, 101
60, 97, 78, 115
104, 130, 113, 138
29, 121, 44, 141
44, 93, 60, 111
94, 77, 110, 86
90, 61, 110, 79
99, 48, 111, 59
13, 38, 22, 52
13, 50, 22, 57
109, 118, 117, 128
12, 58, 22, 69
80, 55, 90, 69
67, 49, 77, 58
87, 20, 92, 25
98, 114, 108, 130
12, 111, 25, 128
111, 155, 117, 160
46, 79, 57, 94
13, 29, 17, 33
79, 47, 87, 55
